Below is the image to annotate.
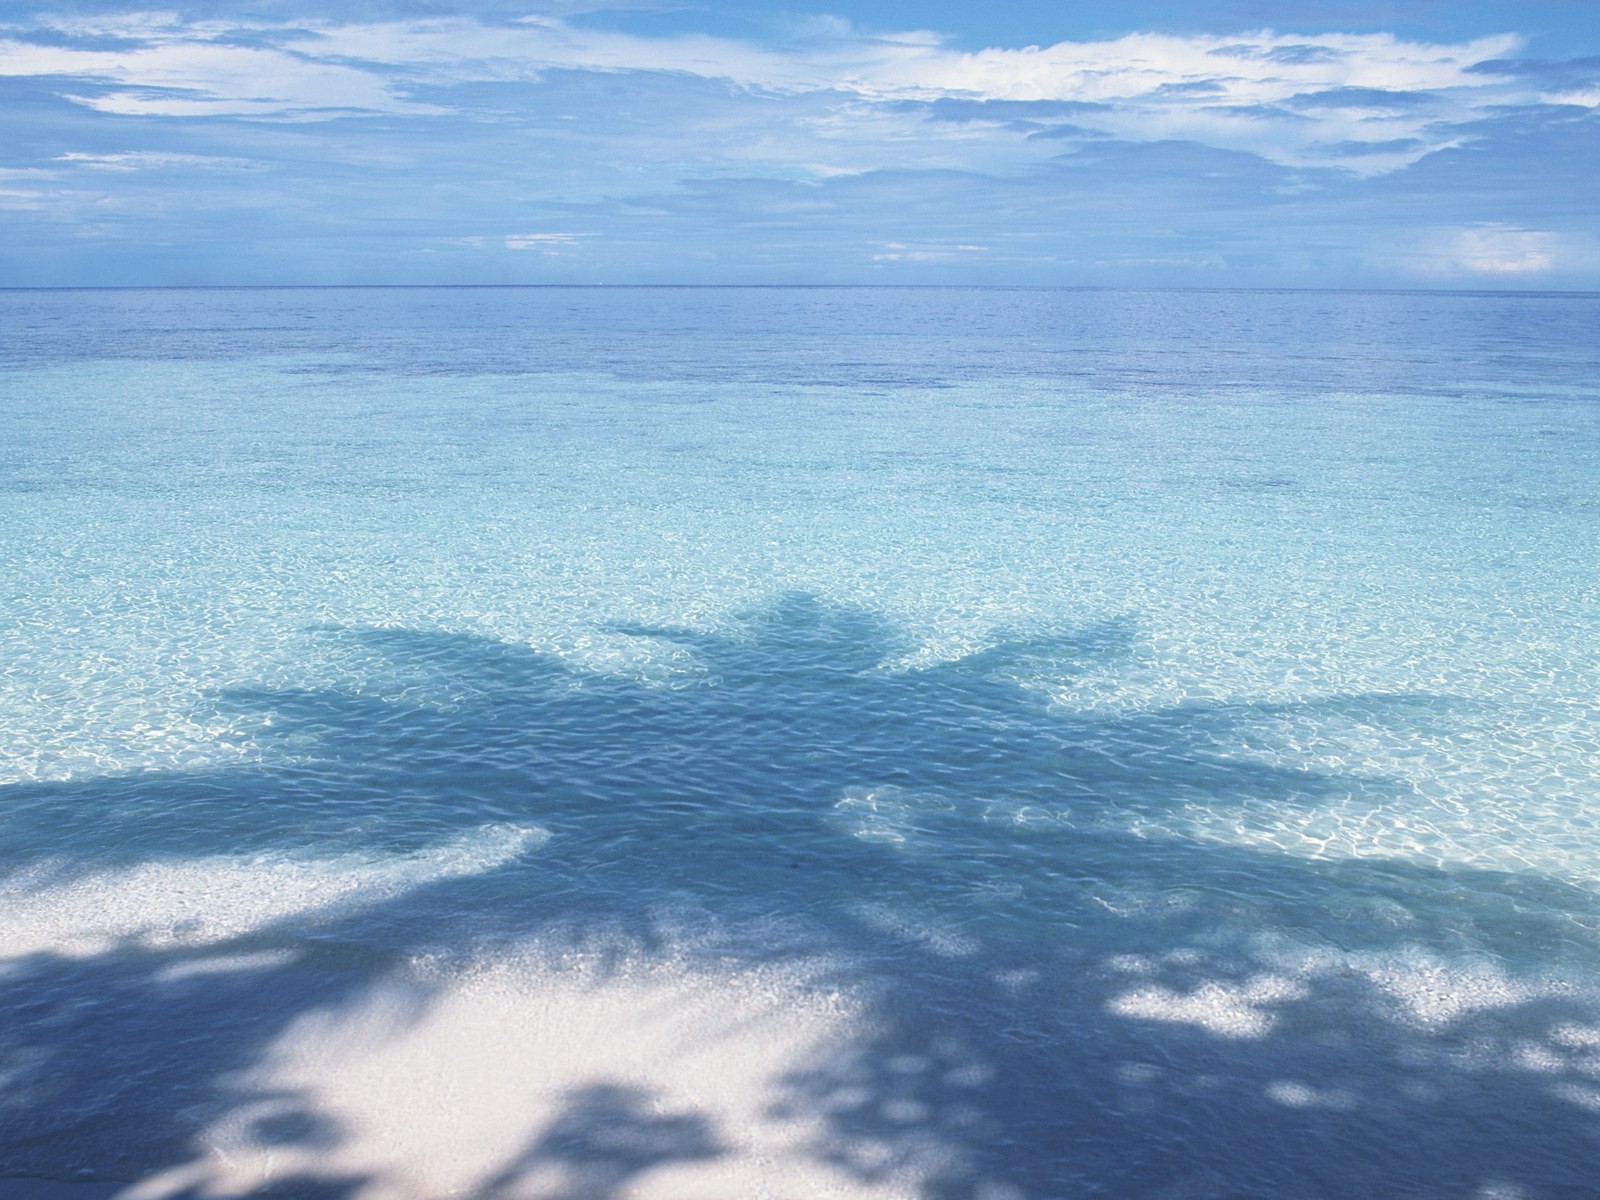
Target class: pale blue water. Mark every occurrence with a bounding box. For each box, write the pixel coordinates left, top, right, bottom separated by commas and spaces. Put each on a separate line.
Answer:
3, 287, 1600, 1198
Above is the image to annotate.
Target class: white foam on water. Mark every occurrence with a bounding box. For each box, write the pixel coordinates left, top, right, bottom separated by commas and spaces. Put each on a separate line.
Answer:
124, 945, 944, 1200
0, 824, 547, 962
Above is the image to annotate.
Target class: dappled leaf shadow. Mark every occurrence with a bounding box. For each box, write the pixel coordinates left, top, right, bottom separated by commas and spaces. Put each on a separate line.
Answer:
3, 595, 1600, 1198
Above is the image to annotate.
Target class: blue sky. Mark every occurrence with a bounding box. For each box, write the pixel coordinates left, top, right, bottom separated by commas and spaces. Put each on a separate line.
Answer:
1, 1, 1597, 286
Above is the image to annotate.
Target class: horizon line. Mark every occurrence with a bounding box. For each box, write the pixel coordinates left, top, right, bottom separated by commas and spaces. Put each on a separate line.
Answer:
4, 283, 1598, 298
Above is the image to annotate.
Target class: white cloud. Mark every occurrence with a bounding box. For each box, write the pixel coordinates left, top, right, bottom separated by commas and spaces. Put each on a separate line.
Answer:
505, 231, 584, 250
0, 28, 446, 117
55, 150, 259, 170
1451, 224, 1560, 274
1382, 224, 1593, 278
0, 14, 1542, 173
269, 22, 1530, 172
873, 31, 1519, 103
872, 241, 990, 262
1542, 87, 1600, 108
0, 187, 52, 209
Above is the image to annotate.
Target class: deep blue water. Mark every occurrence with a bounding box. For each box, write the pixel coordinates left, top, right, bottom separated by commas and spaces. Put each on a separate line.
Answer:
3, 287, 1600, 1199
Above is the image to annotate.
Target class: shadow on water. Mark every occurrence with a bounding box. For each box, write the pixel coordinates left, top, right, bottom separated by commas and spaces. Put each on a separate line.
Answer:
477, 1085, 723, 1200
4, 595, 1600, 1198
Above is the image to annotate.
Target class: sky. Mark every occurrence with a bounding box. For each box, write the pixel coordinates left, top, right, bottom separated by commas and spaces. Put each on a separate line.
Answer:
1, 0, 1597, 287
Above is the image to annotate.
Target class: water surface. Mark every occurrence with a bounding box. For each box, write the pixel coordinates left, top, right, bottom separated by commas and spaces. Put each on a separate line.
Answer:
3, 286, 1600, 1198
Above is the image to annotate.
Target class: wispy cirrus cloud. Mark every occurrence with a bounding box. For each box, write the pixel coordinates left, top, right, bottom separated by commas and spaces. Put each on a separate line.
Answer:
504, 231, 585, 251
0, 20, 447, 117
55, 150, 261, 170
0, 12, 1538, 172
871, 240, 989, 262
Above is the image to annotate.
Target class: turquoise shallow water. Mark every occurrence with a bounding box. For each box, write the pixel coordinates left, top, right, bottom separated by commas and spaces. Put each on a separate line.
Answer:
3, 287, 1600, 1198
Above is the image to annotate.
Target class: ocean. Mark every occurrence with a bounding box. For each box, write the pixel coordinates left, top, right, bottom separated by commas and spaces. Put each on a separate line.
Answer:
2, 285, 1599, 1198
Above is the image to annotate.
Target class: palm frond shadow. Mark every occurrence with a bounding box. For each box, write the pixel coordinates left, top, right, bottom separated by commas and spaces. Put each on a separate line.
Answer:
3, 594, 1599, 1198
